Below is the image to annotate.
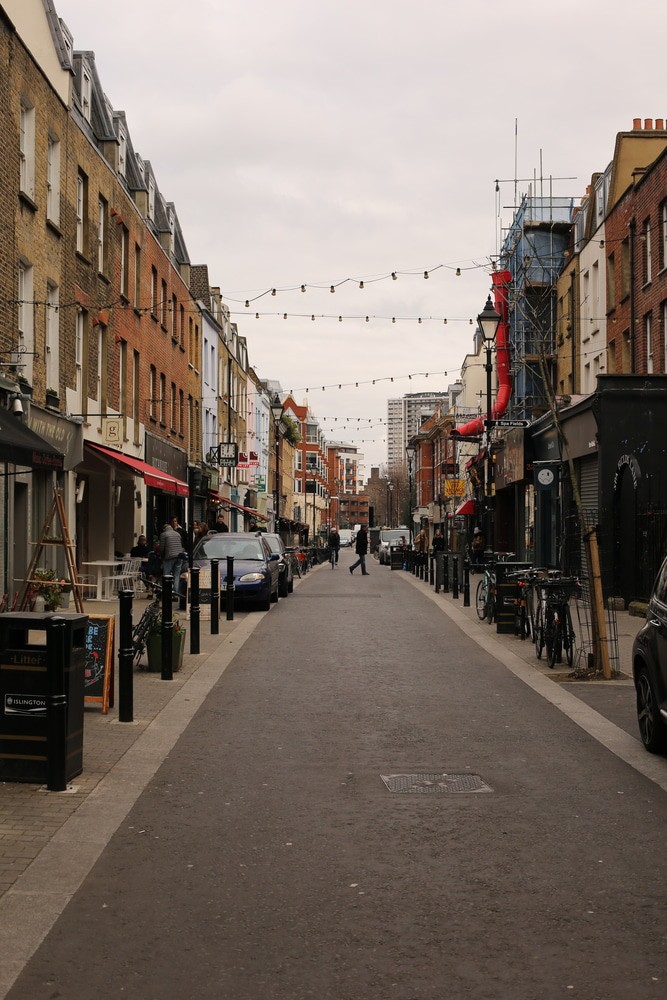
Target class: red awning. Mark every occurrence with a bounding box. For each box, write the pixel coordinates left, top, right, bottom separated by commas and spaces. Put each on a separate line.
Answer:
455, 499, 475, 516
209, 491, 270, 522
86, 443, 189, 496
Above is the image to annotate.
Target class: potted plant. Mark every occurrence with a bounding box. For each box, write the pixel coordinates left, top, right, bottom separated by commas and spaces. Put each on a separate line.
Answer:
146, 615, 186, 672
45, 387, 60, 408
32, 568, 72, 611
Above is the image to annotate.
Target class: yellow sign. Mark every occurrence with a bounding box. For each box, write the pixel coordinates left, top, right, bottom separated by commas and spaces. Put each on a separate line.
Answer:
445, 479, 466, 497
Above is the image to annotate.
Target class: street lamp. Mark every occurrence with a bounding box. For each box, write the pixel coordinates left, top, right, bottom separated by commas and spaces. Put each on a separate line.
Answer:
477, 295, 501, 553
386, 480, 394, 527
270, 394, 284, 533
405, 443, 416, 544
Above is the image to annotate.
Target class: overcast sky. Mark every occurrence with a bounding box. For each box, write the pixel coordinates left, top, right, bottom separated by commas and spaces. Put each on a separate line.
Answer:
56, 0, 666, 473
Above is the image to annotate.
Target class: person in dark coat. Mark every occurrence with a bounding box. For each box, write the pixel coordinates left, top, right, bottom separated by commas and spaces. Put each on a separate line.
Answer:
211, 512, 229, 533
349, 525, 369, 576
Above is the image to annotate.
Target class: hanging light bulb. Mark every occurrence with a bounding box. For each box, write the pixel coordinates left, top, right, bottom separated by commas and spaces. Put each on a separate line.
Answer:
301, 284, 306, 293
469, 318, 473, 324
391, 272, 397, 280
365, 316, 369, 322
418, 317, 422, 324
255, 312, 260, 319
244, 300, 250, 308
443, 318, 447, 324
423, 271, 429, 279
271, 288, 276, 296
330, 285, 335, 293
339, 316, 342, 322
455, 267, 461, 276
311, 315, 315, 321
359, 281, 364, 289
283, 313, 287, 319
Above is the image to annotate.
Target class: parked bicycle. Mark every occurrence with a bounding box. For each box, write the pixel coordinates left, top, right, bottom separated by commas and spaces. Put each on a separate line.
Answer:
132, 581, 162, 667
534, 576, 580, 667
475, 562, 497, 623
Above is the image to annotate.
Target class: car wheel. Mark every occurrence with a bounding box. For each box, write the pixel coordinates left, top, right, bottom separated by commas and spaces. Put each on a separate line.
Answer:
636, 665, 667, 753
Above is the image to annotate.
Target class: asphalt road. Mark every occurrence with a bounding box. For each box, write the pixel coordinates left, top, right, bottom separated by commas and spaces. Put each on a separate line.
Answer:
7, 555, 667, 1000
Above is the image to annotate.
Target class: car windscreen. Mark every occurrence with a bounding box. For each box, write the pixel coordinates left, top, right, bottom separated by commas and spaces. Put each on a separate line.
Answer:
380, 530, 407, 542
261, 535, 283, 554
195, 537, 265, 561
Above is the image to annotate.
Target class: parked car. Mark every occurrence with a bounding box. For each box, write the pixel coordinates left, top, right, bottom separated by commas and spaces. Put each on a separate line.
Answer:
633, 555, 667, 753
378, 528, 410, 565
191, 532, 280, 611
259, 533, 294, 597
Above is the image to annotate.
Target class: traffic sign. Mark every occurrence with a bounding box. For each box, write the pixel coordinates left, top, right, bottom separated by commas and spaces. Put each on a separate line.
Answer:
485, 419, 529, 428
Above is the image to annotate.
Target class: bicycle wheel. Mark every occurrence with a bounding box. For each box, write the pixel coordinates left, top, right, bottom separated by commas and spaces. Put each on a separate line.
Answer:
563, 606, 574, 666
534, 605, 544, 658
549, 615, 562, 668
476, 578, 488, 620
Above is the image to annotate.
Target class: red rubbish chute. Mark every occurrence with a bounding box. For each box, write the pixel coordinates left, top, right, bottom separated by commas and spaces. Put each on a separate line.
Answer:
450, 269, 512, 438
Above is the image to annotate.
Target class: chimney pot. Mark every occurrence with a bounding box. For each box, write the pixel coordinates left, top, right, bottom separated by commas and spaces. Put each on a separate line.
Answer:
656, 118, 664, 129
633, 118, 642, 129
645, 118, 653, 130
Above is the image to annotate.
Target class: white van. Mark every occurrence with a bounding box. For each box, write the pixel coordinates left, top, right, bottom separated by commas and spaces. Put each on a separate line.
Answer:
377, 528, 410, 565
338, 529, 355, 548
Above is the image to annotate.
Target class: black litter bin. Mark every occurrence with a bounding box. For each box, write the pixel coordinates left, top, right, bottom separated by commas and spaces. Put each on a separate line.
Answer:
494, 562, 532, 634
0, 612, 88, 785
390, 548, 405, 570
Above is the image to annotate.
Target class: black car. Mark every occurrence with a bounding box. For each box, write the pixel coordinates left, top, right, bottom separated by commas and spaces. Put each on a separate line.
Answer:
633, 556, 667, 753
191, 532, 280, 611
260, 533, 294, 598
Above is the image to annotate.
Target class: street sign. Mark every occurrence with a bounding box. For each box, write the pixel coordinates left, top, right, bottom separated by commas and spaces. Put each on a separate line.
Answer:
485, 419, 529, 428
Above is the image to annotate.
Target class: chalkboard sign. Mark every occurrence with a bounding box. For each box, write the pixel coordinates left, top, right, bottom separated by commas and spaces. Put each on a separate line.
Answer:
84, 615, 114, 714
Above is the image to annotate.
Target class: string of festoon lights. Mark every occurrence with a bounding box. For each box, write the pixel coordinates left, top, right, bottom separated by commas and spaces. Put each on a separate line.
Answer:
285, 369, 457, 395
223, 260, 486, 306
237, 311, 479, 325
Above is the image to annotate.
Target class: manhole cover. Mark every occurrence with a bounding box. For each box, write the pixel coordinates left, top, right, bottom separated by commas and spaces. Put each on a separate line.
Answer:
381, 772, 492, 794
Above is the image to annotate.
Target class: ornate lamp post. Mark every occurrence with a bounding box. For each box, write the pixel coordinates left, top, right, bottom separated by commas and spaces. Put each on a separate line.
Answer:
270, 394, 284, 534
476, 295, 501, 553
405, 443, 416, 545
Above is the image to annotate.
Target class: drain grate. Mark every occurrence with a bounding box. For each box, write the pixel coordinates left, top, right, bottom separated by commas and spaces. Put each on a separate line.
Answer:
381, 772, 492, 794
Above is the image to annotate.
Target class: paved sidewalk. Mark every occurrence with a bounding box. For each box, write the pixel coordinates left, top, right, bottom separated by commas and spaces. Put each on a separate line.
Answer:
0, 595, 250, 900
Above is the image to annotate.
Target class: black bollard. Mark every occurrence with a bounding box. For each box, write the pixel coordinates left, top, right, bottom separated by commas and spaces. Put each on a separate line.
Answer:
118, 590, 134, 721
435, 552, 441, 593
46, 617, 67, 792
161, 574, 174, 681
452, 556, 459, 599
463, 557, 470, 607
443, 553, 449, 593
190, 566, 200, 654
429, 555, 434, 587
226, 555, 235, 621
210, 559, 220, 636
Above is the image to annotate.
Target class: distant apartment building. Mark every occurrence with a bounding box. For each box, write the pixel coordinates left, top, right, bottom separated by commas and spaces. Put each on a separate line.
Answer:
387, 389, 461, 470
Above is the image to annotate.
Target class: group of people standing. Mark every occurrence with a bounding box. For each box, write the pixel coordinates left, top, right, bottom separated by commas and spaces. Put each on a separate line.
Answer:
130, 512, 229, 597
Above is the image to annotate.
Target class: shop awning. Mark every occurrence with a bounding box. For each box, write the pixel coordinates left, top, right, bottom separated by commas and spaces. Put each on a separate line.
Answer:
454, 498, 475, 516
209, 491, 270, 522
86, 442, 189, 496
0, 414, 64, 469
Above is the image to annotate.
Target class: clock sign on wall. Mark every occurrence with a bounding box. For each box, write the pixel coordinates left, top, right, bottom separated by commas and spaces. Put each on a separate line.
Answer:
534, 463, 559, 491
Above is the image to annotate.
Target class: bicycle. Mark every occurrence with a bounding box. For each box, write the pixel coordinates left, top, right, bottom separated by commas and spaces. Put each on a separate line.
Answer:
475, 562, 496, 623
329, 545, 337, 569
132, 581, 162, 667
508, 568, 542, 641
535, 577, 579, 667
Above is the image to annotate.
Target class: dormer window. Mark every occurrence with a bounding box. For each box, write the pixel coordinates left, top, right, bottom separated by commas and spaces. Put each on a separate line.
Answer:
118, 128, 127, 177
81, 63, 92, 122
148, 177, 155, 220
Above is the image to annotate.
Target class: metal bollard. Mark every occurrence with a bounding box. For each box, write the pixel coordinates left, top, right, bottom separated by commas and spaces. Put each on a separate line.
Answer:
118, 590, 134, 721
190, 566, 200, 654
429, 555, 434, 587
161, 575, 174, 681
452, 556, 459, 599
46, 617, 67, 792
210, 559, 220, 635
463, 557, 470, 607
443, 553, 449, 593
226, 556, 235, 621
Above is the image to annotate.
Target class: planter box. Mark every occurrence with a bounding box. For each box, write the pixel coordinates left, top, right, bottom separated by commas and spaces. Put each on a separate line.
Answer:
146, 628, 186, 672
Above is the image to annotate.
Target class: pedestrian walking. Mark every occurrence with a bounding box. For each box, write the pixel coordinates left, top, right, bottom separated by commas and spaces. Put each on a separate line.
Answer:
415, 528, 428, 554
349, 524, 369, 575
432, 529, 445, 553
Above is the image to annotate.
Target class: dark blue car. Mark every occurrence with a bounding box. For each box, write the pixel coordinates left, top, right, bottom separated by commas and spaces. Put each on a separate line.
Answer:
191, 532, 280, 611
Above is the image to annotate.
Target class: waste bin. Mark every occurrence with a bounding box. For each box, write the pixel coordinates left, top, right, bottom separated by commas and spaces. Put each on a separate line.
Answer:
494, 562, 532, 634
390, 548, 404, 570
0, 612, 88, 784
